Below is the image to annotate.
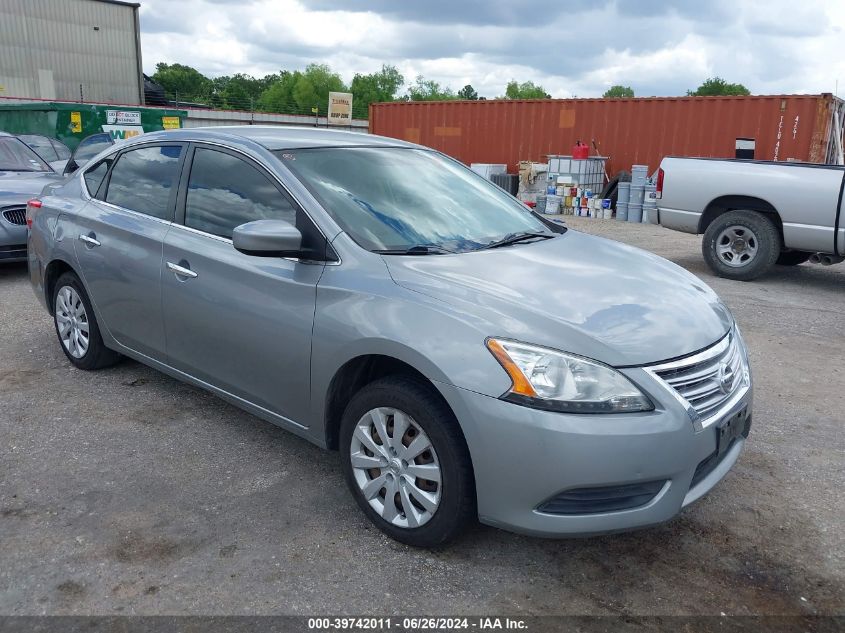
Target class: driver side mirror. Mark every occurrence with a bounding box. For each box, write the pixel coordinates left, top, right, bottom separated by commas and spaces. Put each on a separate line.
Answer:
233, 219, 303, 257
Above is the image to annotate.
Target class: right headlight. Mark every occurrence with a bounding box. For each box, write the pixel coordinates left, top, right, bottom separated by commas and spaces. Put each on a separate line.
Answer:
486, 338, 654, 413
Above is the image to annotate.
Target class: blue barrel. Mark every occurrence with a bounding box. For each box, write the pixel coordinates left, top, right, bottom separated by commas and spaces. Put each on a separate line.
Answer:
616, 201, 629, 221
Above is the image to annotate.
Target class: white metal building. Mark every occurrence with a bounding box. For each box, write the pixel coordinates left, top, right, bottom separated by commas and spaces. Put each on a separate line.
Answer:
0, 0, 144, 104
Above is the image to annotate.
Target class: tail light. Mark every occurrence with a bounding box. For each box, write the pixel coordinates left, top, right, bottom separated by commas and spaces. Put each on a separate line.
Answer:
26, 199, 42, 228
655, 168, 664, 199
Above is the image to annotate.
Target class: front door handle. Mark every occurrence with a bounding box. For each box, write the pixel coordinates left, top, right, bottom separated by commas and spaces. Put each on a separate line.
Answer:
166, 261, 198, 279
78, 234, 100, 247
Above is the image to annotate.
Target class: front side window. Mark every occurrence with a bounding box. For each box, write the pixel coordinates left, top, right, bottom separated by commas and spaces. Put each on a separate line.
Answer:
105, 145, 183, 219
185, 147, 296, 239
278, 147, 552, 252
51, 139, 71, 160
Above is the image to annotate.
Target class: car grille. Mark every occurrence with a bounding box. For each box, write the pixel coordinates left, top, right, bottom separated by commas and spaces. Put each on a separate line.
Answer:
2, 206, 27, 226
648, 330, 747, 422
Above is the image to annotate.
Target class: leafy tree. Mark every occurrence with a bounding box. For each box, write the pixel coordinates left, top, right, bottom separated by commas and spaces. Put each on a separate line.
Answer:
457, 84, 479, 100
350, 65, 405, 116
503, 80, 549, 99
687, 77, 750, 96
210, 73, 275, 109
603, 85, 634, 98
292, 64, 348, 115
151, 62, 212, 102
408, 76, 456, 101
257, 71, 302, 114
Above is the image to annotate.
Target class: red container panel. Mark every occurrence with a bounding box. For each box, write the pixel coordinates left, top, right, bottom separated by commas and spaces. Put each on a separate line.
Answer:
370, 95, 835, 176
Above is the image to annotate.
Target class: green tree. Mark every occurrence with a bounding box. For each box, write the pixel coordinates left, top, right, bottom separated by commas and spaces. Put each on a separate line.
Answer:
210, 73, 275, 109
408, 76, 456, 101
292, 64, 348, 115
687, 77, 751, 96
257, 71, 302, 113
503, 80, 549, 99
457, 84, 479, 100
151, 62, 212, 102
602, 85, 634, 98
350, 64, 405, 117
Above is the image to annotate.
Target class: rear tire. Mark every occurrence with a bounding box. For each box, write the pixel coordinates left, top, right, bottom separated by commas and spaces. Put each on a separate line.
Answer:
775, 250, 811, 266
702, 210, 780, 281
53, 272, 121, 370
339, 376, 475, 548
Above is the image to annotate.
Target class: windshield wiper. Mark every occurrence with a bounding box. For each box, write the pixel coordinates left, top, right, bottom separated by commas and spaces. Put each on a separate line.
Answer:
373, 244, 454, 255
480, 232, 554, 250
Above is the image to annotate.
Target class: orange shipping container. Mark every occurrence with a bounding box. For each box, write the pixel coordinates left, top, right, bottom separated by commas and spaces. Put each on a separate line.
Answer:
369, 94, 845, 177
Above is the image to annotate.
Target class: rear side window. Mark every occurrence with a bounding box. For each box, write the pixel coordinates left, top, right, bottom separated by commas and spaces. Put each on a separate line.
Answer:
51, 139, 71, 160
184, 147, 296, 239
105, 145, 183, 220
72, 133, 114, 169
83, 160, 111, 198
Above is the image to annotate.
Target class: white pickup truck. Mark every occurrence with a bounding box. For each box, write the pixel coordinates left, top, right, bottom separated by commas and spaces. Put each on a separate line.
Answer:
656, 157, 845, 280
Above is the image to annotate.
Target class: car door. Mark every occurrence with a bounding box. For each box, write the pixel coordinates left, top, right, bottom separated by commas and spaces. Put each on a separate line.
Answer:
73, 143, 186, 360
161, 144, 326, 426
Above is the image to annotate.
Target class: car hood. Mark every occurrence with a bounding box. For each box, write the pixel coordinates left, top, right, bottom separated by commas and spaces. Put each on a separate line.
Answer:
383, 229, 733, 366
0, 170, 62, 200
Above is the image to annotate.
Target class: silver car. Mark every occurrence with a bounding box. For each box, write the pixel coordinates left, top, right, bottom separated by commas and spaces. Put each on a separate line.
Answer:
27, 127, 753, 547
1, 131, 62, 263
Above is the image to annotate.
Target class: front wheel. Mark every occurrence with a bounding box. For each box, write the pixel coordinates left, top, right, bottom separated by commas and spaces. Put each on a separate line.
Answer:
702, 210, 780, 281
339, 376, 475, 548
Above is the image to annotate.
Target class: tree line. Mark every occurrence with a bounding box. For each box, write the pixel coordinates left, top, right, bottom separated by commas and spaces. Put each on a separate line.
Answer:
150, 62, 750, 119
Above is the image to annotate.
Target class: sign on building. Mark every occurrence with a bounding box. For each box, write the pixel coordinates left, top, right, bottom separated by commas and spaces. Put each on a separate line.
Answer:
327, 92, 353, 125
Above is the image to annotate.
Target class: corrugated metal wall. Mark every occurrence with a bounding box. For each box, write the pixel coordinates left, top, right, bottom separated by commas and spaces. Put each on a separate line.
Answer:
0, 0, 142, 104
370, 95, 840, 175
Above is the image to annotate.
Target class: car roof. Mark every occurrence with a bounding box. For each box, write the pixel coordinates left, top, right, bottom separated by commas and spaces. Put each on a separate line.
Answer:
130, 126, 418, 151
0, 130, 13, 138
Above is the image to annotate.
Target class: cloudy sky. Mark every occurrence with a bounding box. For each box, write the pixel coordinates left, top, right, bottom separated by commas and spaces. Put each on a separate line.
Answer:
139, 0, 845, 98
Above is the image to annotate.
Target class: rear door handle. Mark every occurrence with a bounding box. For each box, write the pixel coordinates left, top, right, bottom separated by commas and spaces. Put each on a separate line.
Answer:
166, 261, 198, 279
78, 234, 100, 247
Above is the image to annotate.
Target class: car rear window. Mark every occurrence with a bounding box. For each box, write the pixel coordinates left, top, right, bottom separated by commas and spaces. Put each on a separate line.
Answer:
104, 145, 183, 220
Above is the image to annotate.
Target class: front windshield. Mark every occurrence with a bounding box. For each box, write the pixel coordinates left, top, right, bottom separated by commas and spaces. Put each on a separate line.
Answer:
0, 137, 52, 172
278, 147, 552, 252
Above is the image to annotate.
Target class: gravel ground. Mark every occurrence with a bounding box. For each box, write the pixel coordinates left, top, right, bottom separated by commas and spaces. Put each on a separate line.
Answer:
1, 217, 843, 616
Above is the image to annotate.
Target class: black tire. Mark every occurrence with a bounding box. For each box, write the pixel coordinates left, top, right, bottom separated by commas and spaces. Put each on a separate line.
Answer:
52, 271, 121, 370
776, 250, 812, 266
339, 376, 475, 548
702, 210, 781, 281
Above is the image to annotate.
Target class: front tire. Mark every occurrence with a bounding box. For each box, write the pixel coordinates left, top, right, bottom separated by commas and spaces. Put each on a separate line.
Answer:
339, 376, 475, 548
53, 272, 120, 370
702, 210, 780, 281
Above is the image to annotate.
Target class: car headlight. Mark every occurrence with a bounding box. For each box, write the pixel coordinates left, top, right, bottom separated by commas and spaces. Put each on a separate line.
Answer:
486, 338, 654, 413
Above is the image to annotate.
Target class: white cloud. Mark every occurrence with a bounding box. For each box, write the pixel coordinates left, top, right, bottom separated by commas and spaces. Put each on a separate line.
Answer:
139, 0, 845, 98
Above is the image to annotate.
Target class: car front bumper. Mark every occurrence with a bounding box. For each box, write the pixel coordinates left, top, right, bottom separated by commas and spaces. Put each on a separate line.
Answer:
0, 219, 27, 262
436, 369, 752, 537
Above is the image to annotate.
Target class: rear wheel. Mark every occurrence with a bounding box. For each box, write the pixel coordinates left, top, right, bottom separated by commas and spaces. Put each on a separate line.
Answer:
702, 210, 780, 281
339, 376, 475, 548
53, 272, 120, 370
775, 250, 812, 266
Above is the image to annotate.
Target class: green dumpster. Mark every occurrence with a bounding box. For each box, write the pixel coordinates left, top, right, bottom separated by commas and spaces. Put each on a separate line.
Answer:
0, 102, 187, 150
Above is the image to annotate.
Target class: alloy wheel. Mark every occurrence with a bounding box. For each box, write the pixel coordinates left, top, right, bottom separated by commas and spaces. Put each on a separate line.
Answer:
349, 407, 442, 528
55, 286, 89, 358
716, 225, 759, 268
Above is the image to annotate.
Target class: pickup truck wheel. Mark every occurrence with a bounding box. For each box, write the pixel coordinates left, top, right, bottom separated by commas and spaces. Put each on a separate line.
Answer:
702, 211, 780, 281
339, 376, 475, 548
776, 251, 812, 266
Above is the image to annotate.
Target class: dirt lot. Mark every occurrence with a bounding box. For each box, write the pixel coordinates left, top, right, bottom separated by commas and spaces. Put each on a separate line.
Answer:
1, 217, 843, 616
